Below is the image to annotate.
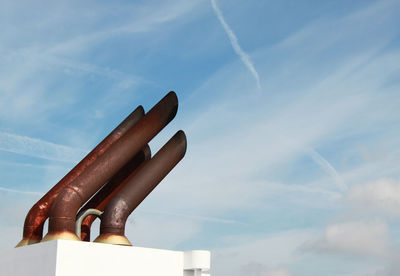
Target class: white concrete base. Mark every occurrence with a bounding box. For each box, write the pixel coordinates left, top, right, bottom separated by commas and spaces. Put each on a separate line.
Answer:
0, 240, 210, 276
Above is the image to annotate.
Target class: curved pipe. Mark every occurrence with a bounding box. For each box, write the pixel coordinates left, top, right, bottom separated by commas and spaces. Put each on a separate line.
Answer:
94, 130, 187, 246
75, 209, 103, 239
77, 145, 151, 241
42, 91, 178, 242
16, 106, 145, 247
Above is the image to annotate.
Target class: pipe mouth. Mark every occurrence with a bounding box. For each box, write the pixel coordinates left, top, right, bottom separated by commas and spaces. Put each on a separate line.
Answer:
15, 238, 41, 247
135, 105, 145, 116
41, 231, 81, 242
174, 130, 187, 154
164, 91, 179, 125
93, 234, 132, 246
142, 144, 152, 160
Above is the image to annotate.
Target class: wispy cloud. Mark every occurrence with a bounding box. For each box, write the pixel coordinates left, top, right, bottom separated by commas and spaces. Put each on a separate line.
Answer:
0, 131, 87, 163
0, 186, 43, 196
210, 0, 261, 88
303, 221, 391, 257
141, 209, 246, 225
0, 0, 205, 125
0, 160, 68, 171
346, 178, 400, 217
308, 149, 347, 192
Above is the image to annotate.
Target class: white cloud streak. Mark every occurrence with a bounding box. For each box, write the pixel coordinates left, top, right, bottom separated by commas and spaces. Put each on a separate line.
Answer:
0, 186, 43, 196
141, 209, 246, 225
308, 149, 347, 192
210, 0, 261, 88
0, 131, 87, 163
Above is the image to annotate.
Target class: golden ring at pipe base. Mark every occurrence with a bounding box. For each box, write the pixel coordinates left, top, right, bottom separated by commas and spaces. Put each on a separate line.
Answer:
15, 238, 41, 247
41, 231, 81, 242
93, 234, 132, 246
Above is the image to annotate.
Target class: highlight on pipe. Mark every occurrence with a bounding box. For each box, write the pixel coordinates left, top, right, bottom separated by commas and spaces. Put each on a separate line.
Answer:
17, 91, 188, 247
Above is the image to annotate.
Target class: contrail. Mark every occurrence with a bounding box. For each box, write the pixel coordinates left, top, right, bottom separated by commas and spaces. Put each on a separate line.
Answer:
0, 131, 87, 163
0, 186, 44, 196
309, 149, 348, 192
211, 0, 261, 88
142, 209, 247, 225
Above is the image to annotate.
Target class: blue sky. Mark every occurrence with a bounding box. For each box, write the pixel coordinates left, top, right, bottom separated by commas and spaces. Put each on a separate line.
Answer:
1, 0, 400, 275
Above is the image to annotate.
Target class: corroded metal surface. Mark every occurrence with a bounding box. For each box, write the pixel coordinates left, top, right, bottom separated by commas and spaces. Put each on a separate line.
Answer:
94, 130, 187, 245
42, 92, 179, 242
16, 106, 145, 247
78, 146, 151, 241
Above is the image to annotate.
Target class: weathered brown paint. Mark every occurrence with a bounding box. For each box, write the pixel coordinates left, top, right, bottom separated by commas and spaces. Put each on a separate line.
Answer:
16, 106, 145, 247
78, 145, 151, 241
42, 92, 178, 242
94, 130, 187, 246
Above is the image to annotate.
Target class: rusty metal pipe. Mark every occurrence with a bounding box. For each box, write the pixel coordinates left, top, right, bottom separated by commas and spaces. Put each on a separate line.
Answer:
42, 91, 178, 242
94, 130, 187, 246
16, 106, 145, 247
77, 145, 151, 241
